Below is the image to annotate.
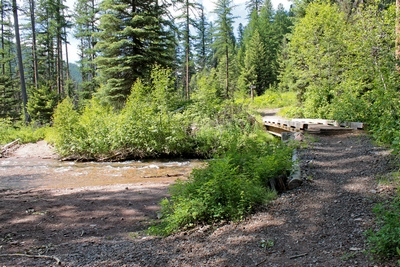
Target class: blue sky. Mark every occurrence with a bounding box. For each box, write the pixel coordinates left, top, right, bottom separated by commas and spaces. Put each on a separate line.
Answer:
66, 0, 291, 63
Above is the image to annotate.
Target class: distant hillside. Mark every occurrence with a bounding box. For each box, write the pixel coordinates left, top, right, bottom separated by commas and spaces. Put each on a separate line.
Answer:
69, 63, 82, 84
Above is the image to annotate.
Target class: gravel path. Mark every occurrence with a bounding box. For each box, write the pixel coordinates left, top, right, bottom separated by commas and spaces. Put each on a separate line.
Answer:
0, 132, 398, 266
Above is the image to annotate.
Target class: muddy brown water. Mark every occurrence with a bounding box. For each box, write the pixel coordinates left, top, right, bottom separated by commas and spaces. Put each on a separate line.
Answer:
0, 158, 203, 190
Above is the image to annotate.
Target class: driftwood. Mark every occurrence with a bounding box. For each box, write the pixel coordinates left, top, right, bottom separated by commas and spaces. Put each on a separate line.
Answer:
0, 253, 61, 265
0, 139, 20, 157
143, 174, 184, 179
289, 253, 308, 259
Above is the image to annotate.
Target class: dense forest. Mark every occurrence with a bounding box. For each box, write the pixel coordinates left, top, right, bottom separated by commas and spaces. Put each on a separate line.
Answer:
1, 0, 399, 152
1, 0, 400, 255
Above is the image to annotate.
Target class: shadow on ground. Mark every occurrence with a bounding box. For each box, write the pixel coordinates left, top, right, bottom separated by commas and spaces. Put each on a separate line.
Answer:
0, 134, 399, 266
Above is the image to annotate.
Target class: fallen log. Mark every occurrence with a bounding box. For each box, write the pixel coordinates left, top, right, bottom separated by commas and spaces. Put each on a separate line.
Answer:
0, 139, 20, 157
143, 174, 184, 179
0, 253, 61, 265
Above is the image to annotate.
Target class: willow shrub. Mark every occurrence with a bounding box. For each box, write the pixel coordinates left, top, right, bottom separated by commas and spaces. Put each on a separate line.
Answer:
149, 137, 292, 236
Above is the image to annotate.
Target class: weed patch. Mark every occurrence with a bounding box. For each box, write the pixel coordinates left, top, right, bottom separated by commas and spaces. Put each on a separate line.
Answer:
366, 197, 400, 260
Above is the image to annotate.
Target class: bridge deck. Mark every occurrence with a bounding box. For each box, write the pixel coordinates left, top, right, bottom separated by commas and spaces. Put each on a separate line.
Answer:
263, 117, 364, 137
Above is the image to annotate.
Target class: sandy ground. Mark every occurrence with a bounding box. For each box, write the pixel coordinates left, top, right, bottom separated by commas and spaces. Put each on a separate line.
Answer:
3, 140, 58, 159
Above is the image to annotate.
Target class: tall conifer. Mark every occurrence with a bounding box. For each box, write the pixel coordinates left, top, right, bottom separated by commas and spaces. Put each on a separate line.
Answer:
95, 0, 175, 108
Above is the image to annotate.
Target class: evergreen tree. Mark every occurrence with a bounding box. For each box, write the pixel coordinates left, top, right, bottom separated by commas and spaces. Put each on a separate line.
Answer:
212, 0, 236, 98
95, 0, 175, 108
193, 5, 213, 71
237, 23, 244, 48
34, 0, 70, 95
74, 0, 100, 101
175, 0, 199, 100
27, 83, 58, 124
279, 2, 347, 118
238, 30, 266, 96
12, 0, 29, 123
245, 0, 263, 16
237, 0, 292, 95
256, 0, 275, 90
0, 0, 19, 120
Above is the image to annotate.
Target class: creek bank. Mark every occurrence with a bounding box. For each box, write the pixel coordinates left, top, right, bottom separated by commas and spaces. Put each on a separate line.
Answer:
0, 132, 398, 266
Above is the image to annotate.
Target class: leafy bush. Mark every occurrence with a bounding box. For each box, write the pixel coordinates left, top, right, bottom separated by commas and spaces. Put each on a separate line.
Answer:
236, 90, 297, 110
52, 66, 276, 161
366, 197, 400, 259
52, 97, 82, 157
149, 137, 293, 236
0, 118, 50, 145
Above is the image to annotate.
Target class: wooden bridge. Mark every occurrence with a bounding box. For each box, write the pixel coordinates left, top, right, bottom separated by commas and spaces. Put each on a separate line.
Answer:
263, 117, 364, 137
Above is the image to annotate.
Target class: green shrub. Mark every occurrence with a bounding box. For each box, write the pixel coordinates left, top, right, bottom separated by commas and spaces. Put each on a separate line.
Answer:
236, 90, 297, 110
52, 97, 82, 156
149, 136, 292, 236
51, 67, 282, 161
0, 118, 50, 145
150, 156, 277, 236
366, 197, 400, 259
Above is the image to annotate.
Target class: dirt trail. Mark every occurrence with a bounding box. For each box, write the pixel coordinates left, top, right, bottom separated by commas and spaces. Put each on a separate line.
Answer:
0, 133, 398, 266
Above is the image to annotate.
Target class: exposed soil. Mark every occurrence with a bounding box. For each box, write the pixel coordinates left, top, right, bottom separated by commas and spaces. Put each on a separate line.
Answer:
0, 133, 399, 266
1, 140, 58, 159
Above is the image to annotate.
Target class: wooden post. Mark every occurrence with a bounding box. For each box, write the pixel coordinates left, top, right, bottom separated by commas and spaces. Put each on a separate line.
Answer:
250, 85, 255, 101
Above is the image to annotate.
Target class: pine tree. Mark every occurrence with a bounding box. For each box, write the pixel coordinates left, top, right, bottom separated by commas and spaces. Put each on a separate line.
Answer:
12, 0, 29, 123
245, 0, 263, 16
27, 83, 58, 124
34, 0, 70, 95
178, 0, 198, 100
212, 0, 236, 98
95, 0, 175, 108
193, 6, 214, 72
239, 30, 266, 95
74, 0, 100, 101
0, 0, 19, 120
0, 0, 21, 120
279, 2, 346, 118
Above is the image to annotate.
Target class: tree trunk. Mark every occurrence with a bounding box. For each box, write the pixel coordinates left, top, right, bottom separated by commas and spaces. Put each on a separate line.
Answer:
63, 16, 70, 82
396, 0, 400, 71
29, 0, 39, 89
225, 45, 229, 98
12, 0, 29, 123
56, 0, 63, 95
1, 0, 5, 76
185, 0, 190, 100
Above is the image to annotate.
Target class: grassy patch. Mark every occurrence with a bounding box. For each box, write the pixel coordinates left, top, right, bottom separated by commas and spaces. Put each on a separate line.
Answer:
377, 170, 400, 188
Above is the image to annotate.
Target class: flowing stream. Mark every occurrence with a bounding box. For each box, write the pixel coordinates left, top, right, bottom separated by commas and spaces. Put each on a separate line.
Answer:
0, 158, 203, 191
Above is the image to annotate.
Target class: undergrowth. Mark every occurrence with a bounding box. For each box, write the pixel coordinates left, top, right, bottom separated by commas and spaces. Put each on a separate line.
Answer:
366, 171, 400, 264
366, 197, 400, 262
236, 90, 297, 110
0, 118, 50, 145
51, 67, 276, 160
148, 138, 293, 236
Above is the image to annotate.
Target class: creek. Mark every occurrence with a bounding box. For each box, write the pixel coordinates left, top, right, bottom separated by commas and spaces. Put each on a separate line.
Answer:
0, 158, 203, 191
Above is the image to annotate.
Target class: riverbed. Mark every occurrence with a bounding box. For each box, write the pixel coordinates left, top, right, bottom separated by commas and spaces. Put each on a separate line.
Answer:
0, 157, 203, 191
